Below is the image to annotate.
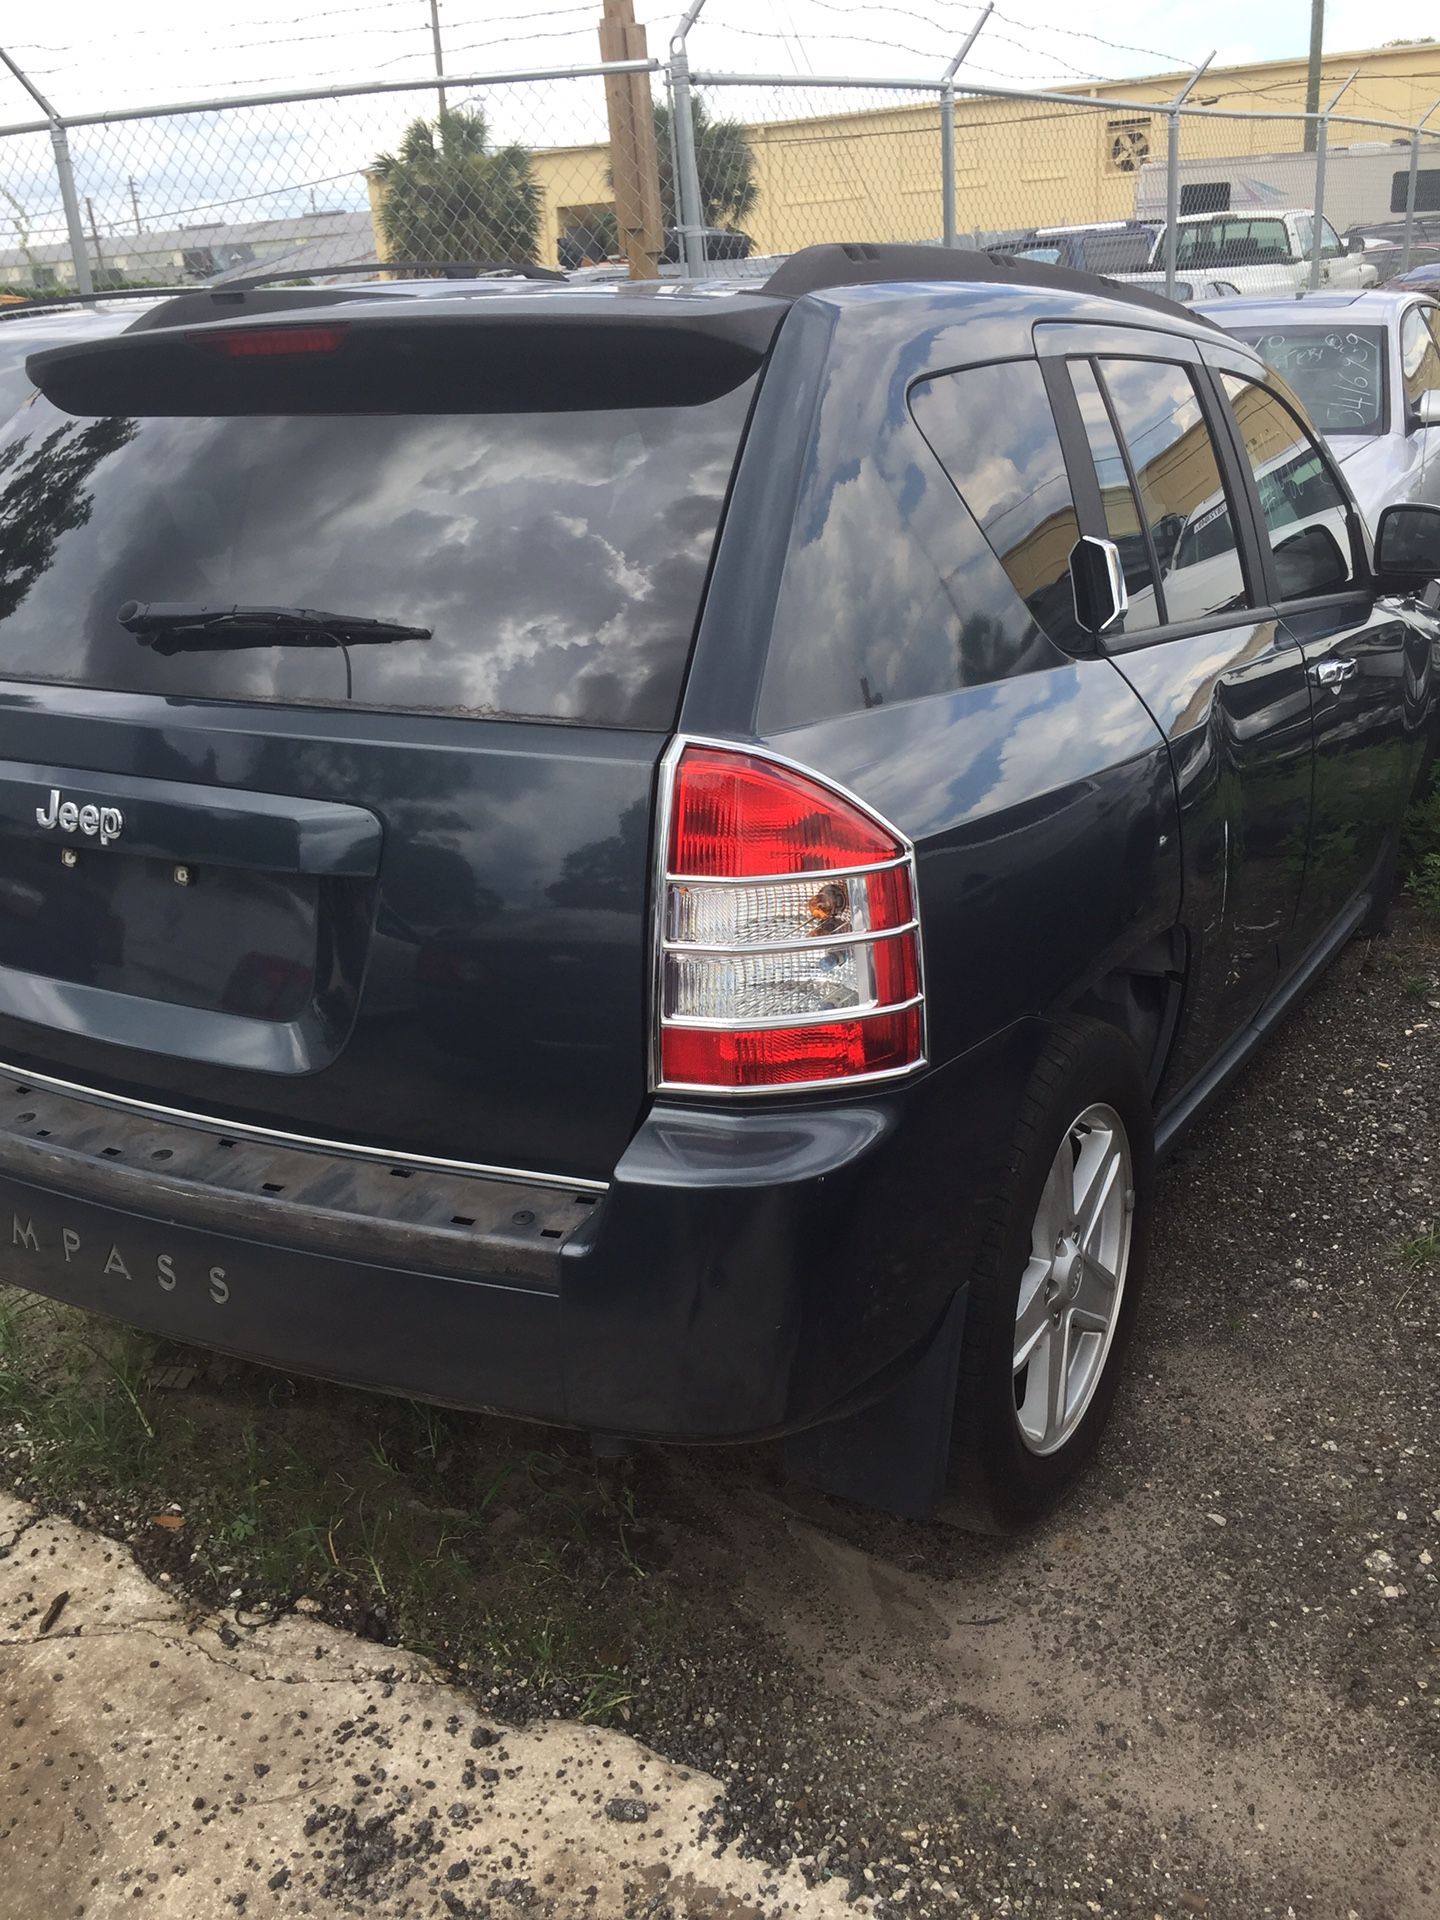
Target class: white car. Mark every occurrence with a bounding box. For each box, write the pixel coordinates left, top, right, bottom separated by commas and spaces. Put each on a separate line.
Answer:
1196, 288, 1440, 528
1151, 209, 1377, 298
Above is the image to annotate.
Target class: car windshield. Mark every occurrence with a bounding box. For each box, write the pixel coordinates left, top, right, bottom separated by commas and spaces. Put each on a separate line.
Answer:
1230, 325, 1387, 435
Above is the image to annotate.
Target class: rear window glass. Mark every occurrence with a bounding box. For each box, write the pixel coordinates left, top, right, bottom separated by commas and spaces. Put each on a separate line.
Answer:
0, 387, 754, 728
1231, 325, 1386, 435
1079, 230, 1155, 274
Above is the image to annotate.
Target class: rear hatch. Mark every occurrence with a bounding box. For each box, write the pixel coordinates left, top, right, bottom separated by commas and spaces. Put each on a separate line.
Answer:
0, 288, 779, 1181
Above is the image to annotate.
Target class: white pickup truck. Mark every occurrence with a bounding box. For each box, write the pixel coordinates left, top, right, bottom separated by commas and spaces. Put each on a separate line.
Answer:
1144, 209, 1378, 296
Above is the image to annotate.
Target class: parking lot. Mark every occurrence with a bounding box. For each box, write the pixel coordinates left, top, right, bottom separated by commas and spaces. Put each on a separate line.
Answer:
0, 902, 1434, 1919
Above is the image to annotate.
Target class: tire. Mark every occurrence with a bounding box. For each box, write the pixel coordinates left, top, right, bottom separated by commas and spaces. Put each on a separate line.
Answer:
940, 1020, 1154, 1535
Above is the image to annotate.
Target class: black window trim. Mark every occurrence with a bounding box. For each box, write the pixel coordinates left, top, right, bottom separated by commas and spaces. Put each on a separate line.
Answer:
1206, 365, 1373, 617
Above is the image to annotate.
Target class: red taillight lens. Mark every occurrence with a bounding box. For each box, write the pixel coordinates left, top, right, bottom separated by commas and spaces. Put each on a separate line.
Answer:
669, 746, 901, 877
193, 324, 350, 359
656, 743, 924, 1092
661, 1006, 923, 1090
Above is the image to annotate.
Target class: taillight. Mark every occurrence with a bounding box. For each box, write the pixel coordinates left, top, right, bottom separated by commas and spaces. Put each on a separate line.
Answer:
655, 742, 925, 1093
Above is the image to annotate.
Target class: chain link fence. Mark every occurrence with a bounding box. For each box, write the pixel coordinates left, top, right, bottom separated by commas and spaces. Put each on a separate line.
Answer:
1, 50, 1438, 301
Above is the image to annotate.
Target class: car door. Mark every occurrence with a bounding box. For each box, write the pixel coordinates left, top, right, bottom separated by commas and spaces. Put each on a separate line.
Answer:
1039, 332, 1316, 1095
1214, 369, 1424, 952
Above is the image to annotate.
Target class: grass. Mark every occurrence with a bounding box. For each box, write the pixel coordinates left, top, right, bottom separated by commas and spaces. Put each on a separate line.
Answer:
1402, 782, 1440, 920
1392, 1224, 1440, 1271
0, 1293, 679, 1723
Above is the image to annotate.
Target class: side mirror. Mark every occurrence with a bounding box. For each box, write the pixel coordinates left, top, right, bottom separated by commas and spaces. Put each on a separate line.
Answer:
1347, 234, 1365, 255
1375, 500, 1440, 590
1415, 389, 1440, 428
1272, 522, 1349, 599
1069, 535, 1128, 635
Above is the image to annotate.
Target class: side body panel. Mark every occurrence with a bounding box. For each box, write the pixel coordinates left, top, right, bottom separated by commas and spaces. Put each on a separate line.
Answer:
1108, 625, 1315, 1097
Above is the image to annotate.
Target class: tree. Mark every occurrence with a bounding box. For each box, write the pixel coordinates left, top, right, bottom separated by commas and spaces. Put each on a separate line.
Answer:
372, 107, 541, 266
652, 97, 759, 232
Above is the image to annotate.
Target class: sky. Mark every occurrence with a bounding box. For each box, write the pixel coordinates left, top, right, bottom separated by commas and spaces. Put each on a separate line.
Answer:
0, 1, 1434, 254
2, 0, 1435, 119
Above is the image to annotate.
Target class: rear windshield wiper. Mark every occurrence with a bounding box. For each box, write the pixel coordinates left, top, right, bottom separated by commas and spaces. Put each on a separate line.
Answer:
118, 601, 432, 650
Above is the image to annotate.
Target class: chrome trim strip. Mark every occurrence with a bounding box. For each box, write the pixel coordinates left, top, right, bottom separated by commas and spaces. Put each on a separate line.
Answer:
658, 1054, 930, 1099
664, 992, 924, 1033
665, 853, 910, 888
662, 919, 920, 957
0, 1057, 609, 1194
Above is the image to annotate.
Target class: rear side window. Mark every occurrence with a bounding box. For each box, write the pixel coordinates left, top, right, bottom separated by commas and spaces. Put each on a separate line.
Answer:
1079, 230, 1156, 275
1094, 358, 1248, 627
0, 387, 755, 728
1068, 361, 1160, 632
1220, 374, 1356, 600
910, 359, 1084, 648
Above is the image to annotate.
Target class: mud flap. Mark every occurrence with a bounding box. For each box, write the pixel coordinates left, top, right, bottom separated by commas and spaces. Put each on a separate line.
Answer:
781, 1285, 969, 1521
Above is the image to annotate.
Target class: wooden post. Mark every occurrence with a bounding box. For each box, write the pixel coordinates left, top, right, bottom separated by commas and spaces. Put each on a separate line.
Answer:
598, 0, 664, 279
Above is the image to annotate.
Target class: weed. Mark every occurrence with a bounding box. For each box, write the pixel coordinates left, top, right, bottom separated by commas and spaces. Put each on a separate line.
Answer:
1393, 1224, 1440, 1270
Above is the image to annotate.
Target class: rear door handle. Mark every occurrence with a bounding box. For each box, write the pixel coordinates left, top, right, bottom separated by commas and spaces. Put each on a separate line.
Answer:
1309, 657, 1357, 690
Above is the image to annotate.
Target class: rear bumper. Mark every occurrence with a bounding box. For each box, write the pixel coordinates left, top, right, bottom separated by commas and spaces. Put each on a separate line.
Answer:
0, 1025, 1042, 1440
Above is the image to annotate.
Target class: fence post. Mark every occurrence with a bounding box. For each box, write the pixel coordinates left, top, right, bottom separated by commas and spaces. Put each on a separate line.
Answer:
1402, 95, 1440, 272
1166, 55, 1214, 302
669, 0, 710, 278
939, 4, 992, 250
1311, 69, 1357, 292
0, 46, 93, 295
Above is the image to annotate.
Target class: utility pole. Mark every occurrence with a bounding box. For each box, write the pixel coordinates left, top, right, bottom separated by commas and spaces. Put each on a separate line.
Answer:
428, 0, 447, 119
598, 0, 664, 278
1304, 0, 1324, 153
84, 195, 105, 282
128, 175, 141, 235
0, 44, 93, 295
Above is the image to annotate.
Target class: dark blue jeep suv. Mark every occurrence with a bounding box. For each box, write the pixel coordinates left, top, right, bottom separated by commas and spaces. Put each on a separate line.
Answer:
0, 243, 1437, 1531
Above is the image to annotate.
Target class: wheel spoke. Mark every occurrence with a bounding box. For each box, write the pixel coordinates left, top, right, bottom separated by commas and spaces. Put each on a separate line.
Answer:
1014, 1256, 1054, 1365
1073, 1130, 1122, 1247
1071, 1250, 1119, 1330
1033, 1144, 1072, 1252
1043, 1311, 1070, 1442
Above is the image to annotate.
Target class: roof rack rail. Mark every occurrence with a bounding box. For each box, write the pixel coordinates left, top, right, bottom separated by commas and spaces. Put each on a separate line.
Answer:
122, 284, 404, 333
216, 258, 568, 288
0, 285, 195, 321
760, 242, 1218, 328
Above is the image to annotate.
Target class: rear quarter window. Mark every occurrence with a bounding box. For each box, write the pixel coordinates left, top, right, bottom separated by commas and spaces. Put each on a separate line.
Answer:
0, 386, 755, 728
909, 359, 1084, 649
754, 356, 1063, 732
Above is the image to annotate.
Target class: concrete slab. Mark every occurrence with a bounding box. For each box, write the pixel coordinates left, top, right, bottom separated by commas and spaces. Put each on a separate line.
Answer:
0, 1498, 863, 1919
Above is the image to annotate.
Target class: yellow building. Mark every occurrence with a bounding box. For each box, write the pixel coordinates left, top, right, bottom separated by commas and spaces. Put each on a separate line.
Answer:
516, 39, 1440, 267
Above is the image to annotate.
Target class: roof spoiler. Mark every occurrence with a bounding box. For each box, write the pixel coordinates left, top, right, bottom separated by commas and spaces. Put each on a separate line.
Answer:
26, 298, 785, 417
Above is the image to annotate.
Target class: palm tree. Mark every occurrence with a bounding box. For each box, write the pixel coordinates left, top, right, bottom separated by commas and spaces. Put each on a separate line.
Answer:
372, 107, 541, 266
653, 97, 759, 232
